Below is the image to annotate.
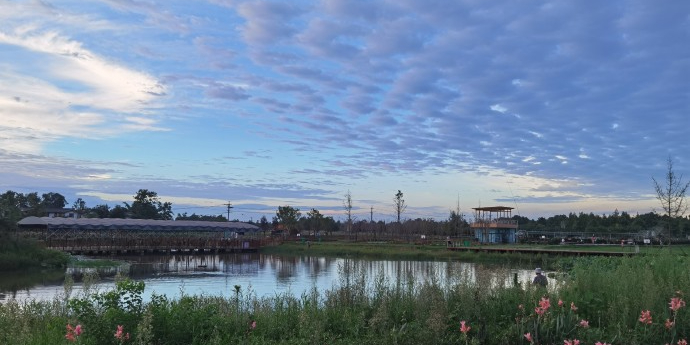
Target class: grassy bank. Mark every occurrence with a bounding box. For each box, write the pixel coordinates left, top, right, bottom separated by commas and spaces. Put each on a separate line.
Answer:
0, 232, 69, 271
2, 253, 688, 344
259, 240, 608, 269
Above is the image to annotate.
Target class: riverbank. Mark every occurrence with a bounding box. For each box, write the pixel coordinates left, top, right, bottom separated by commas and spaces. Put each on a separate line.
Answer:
1, 253, 688, 344
259, 240, 683, 269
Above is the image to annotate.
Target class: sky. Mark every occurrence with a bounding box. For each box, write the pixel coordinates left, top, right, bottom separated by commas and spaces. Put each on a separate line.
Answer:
1, 0, 688, 222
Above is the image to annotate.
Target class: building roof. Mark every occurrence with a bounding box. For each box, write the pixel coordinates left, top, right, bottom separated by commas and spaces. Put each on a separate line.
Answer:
472, 206, 514, 212
17, 217, 260, 232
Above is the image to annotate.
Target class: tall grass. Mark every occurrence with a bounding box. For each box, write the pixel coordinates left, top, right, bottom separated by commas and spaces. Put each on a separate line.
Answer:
0, 253, 688, 344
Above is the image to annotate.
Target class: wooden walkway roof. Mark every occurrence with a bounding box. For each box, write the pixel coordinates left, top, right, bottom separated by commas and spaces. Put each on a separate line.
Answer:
18, 217, 260, 232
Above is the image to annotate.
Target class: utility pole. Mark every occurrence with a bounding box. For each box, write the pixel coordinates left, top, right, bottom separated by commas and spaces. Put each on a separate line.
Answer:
224, 202, 234, 221
370, 207, 373, 223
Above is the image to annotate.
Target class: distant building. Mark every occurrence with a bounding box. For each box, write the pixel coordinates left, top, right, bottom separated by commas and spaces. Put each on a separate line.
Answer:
20, 207, 81, 219
471, 206, 518, 243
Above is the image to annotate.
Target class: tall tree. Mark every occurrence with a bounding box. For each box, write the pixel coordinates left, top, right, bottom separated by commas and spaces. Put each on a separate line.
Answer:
23, 192, 43, 216
259, 215, 270, 236
306, 208, 324, 235
0, 191, 23, 226
653, 157, 689, 243
276, 206, 301, 235
72, 198, 87, 212
41, 192, 67, 208
125, 189, 173, 220
394, 190, 406, 223
344, 190, 353, 234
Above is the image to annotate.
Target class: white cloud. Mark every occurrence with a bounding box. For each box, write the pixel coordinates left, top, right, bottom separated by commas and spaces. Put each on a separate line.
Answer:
0, 28, 166, 153
490, 104, 508, 113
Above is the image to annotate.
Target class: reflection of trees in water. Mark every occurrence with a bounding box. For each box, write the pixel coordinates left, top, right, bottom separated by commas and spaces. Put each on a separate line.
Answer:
120, 254, 261, 276
258, 255, 337, 284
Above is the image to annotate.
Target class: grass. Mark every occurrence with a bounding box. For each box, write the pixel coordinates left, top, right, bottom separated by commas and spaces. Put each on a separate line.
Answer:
1, 253, 689, 344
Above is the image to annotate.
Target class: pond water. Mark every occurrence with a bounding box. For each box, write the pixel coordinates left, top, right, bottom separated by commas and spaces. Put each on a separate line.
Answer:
0, 253, 538, 303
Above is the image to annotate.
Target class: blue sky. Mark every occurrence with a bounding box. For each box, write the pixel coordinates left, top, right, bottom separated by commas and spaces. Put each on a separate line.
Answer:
1, 0, 688, 222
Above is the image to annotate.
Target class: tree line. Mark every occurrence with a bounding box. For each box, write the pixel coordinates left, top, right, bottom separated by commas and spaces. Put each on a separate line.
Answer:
2, 188, 688, 239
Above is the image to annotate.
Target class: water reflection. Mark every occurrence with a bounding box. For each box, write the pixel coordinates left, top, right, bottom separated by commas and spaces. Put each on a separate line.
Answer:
1, 254, 536, 303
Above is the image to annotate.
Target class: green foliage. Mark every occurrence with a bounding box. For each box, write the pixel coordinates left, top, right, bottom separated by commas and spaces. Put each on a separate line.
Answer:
276, 206, 301, 235
0, 233, 69, 271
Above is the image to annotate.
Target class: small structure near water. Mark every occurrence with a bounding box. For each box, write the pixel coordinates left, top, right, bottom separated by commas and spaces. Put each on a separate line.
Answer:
471, 206, 518, 243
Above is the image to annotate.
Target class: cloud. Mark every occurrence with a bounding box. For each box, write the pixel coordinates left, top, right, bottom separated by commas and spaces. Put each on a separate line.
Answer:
0, 27, 167, 154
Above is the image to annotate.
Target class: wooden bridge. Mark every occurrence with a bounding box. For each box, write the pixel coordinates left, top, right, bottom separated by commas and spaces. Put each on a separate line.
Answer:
17, 217, 267, 255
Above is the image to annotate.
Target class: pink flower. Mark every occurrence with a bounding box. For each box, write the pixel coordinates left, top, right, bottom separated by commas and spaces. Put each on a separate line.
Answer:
579, 319, 589, 328
563, 339, 580, 345
460, 320, 471, 334
595, 342, 611, 345
666, 318, 675, 329
535, 307, 546, 316
678, 340, 688, 345
639, 310, 652, 325
114, 325, 129, 341
539, 297, 551, 311
251, 321, 256, 329
65, 324, 79, 342
570, 302, 578, 312
670, 297, 686, 312
558, 299, 564, 307
524, 332, 533, 343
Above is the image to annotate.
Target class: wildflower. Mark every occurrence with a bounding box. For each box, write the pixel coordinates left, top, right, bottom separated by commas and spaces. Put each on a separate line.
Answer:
563, 339, 580, 345
518, 304, 524, 311
539, 297, 551, 311
558, 299, 564, 307
579, 319, 589, 328
115, 325, 130, 342
460, 320, 471, 334
570, 302, 578, 312
251, 321, 256, 329
115, 325, 124, 339
670, 297, 686, 312
679, 340, 688, 345
595, 342, 611, 345
535, 307, 546, 316
524, 332, 533, 343
639, 310, 652, 325
65, 323, 80, 342
666, 318, 675, 329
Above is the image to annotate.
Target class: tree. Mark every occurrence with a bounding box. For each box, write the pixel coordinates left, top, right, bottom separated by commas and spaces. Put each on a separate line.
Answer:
41, 192, 67, 209
653, 157, 690, 243
110, 205, 128, 218
259, 215, 270, 236
306, 208, 324, 235
90, 204, 111, 218
125, 189, 173, 220
276, 206, 301, 235
344, 190, 353, 234
72, 198, 87, 212
394, 190, 406, 223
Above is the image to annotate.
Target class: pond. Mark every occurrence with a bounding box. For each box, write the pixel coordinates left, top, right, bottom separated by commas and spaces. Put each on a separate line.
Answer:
0, 253, 539, 302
